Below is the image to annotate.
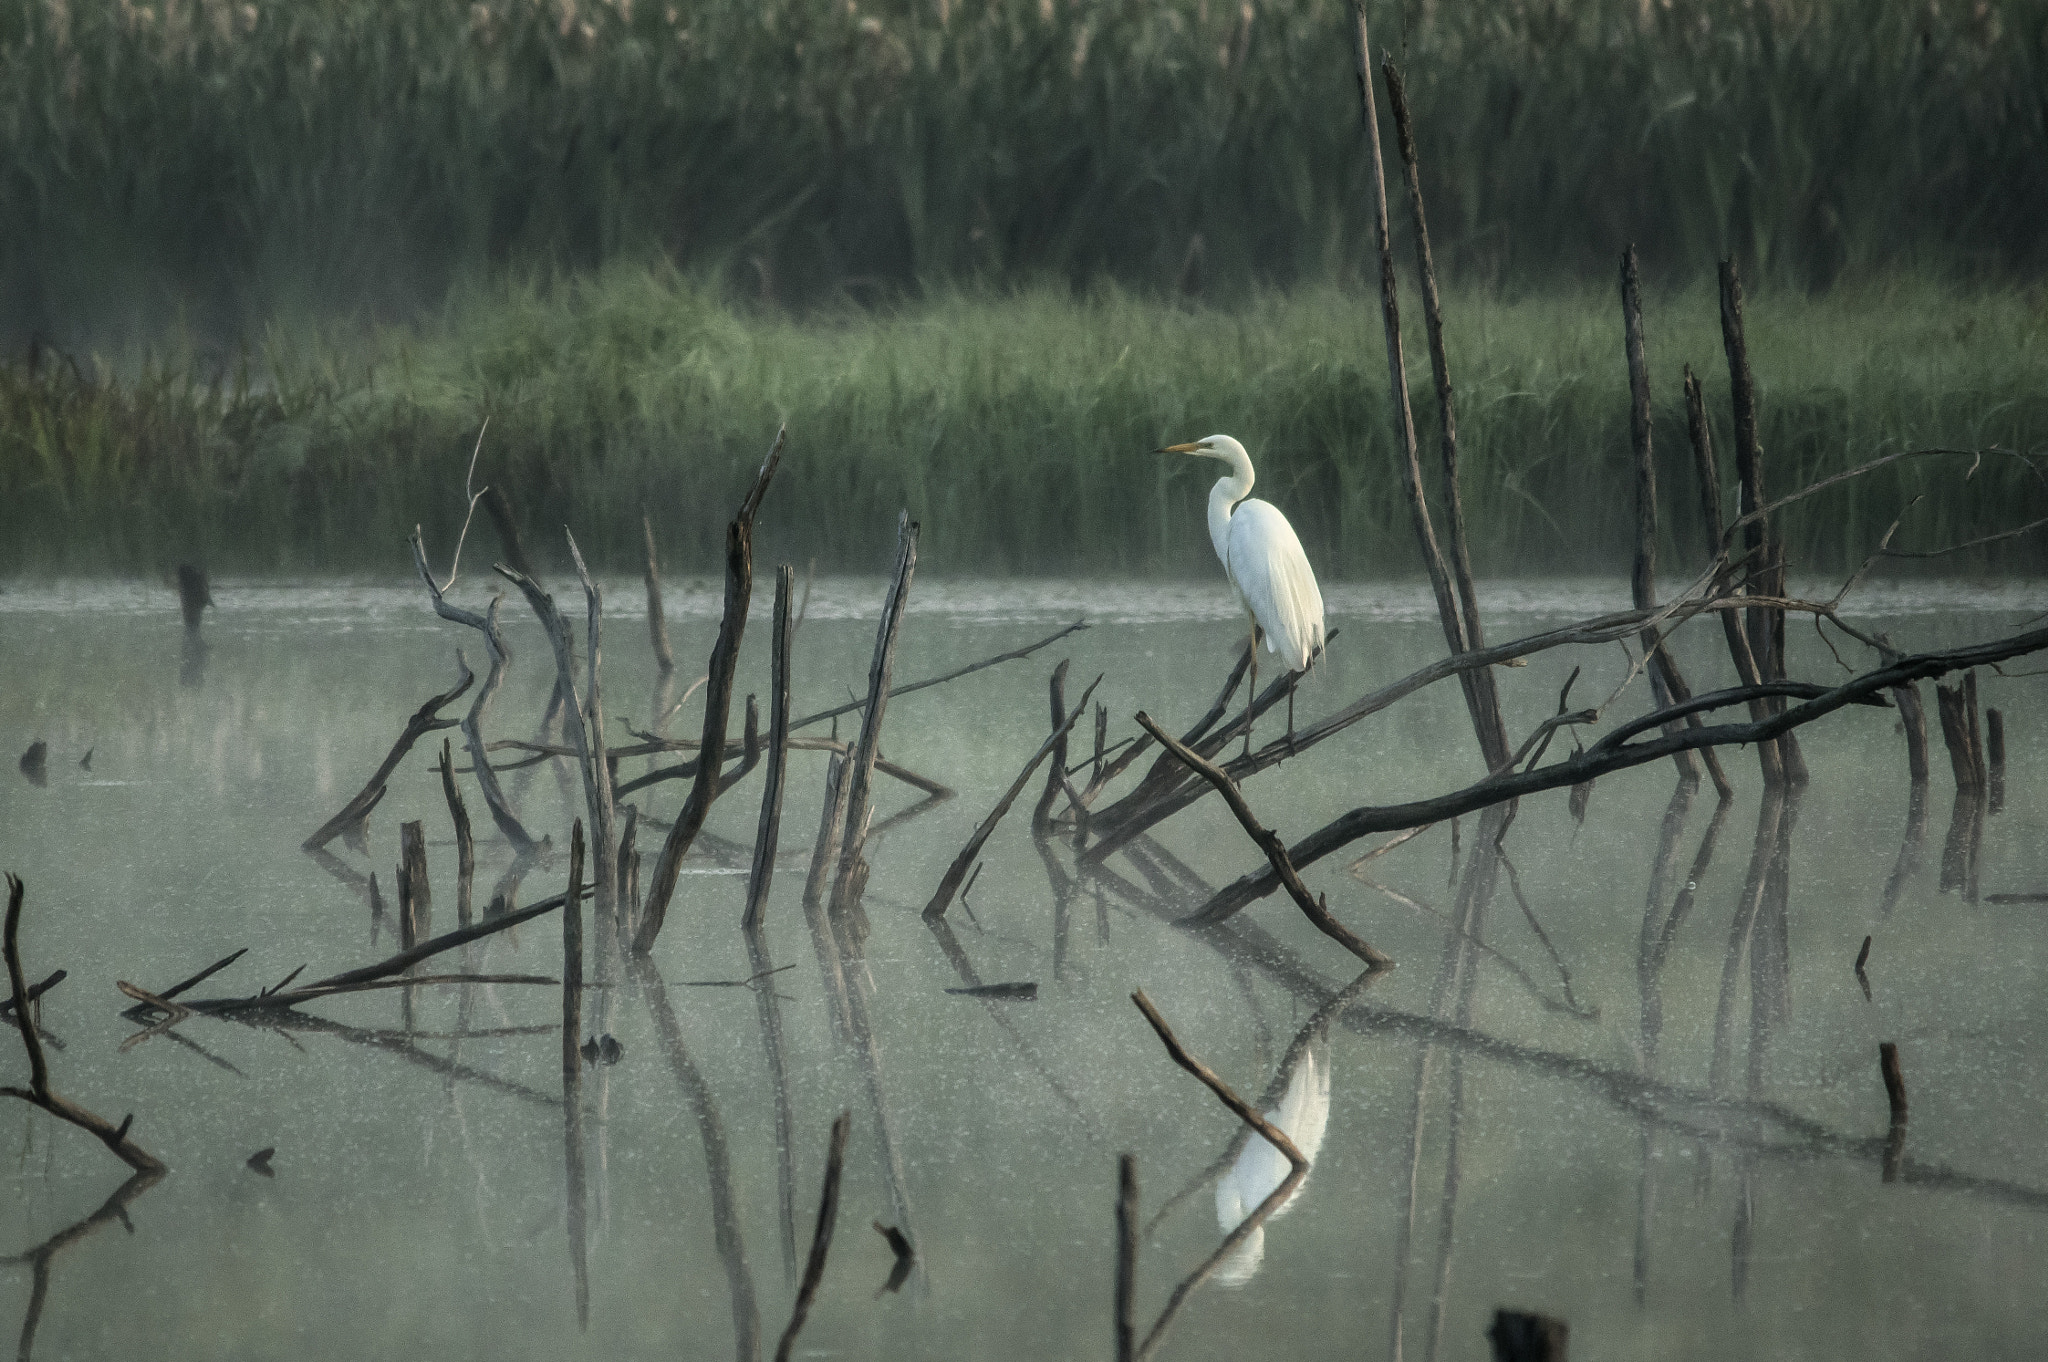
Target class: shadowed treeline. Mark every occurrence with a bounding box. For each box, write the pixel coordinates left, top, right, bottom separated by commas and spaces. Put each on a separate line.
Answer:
1, 0, 2043, 347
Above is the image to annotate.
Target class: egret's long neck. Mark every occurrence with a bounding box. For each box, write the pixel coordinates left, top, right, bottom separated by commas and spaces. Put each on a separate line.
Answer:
1206, 450, 1255, 575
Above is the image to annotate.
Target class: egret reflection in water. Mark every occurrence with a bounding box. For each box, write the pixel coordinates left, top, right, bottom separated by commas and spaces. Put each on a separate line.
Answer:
1213, 1041, 1332, 1284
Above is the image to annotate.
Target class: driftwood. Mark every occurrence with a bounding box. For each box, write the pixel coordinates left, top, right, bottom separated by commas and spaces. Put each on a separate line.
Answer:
744, 567, 797, 932
638, 426, 785, 954
408, 530, 539, 851
1619, 245, 1727, 797
497, 542, 617, 916
2, 876, 164, 1173
831, 513, 920, 916
1350, 29, 1507, 770
302, 660, 473, 852
791, 618, 1088, 732
1718, 260, 1808, 784
924, 675, 1103, 921
1190, 627, 2048, 924
774, 1110, 851, 1362
1135, 712, 1392, 969
438, 740, 476, 926
1381, 59, 1511, 769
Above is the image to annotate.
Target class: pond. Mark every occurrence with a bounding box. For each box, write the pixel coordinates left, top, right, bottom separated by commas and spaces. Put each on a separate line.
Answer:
1, 575, 2045, 1360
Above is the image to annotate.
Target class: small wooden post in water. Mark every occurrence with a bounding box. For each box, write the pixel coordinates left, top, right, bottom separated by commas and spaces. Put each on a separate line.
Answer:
397, 821, 431, 949
1488, 1310, 1568, 1362
1879, 1040, 1908, 1183
1892, 681, 1932, 785
175, 565, 211, 634
437, 740, 475, 927
1115, 1153, 1138, 1362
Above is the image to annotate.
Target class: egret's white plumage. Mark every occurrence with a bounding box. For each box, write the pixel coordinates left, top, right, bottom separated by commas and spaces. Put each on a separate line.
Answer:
1166, 434, 1326, 672
1212, 1045, 1332, 1283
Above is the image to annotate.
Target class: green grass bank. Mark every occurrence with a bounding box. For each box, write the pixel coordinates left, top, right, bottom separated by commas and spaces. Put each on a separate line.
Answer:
5, 269, 2044, 580
3, 0, 2042, 346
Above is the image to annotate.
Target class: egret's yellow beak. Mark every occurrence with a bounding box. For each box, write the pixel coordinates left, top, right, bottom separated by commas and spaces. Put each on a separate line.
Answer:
1157, 441, 1206, 454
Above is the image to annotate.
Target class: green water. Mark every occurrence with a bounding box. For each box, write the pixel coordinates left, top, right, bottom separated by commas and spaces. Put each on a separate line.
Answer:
0, 577, 2044, 1360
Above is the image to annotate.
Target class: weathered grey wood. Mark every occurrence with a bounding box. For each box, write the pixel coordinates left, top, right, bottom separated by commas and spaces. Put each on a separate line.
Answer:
924, 675, 1101, 922
745, 567, 798, 932
791, 619, 1087, 732
437, 740, 475, 926
1619, 245, 1725, 795
562, 820, 584, 1093
304, 659, 473, 852
1350, 22, 1504, 770
1031, 660, 1072, 836
397, 820, 431, 949
408, 529, 540, 851
831, 513, 919, 916
637, 426, 785, 954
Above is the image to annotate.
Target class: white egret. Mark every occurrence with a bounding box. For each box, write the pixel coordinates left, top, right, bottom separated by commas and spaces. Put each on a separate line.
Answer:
1158, 434, 1326, 751
1213, 1043, 1332, 1284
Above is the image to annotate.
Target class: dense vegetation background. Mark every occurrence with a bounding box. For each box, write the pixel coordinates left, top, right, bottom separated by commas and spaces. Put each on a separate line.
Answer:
1, 0, 2044, 575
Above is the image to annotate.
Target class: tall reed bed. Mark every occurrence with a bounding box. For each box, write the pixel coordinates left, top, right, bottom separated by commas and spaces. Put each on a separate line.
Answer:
2, 0, 2041, 346
4, 269, 2042, 577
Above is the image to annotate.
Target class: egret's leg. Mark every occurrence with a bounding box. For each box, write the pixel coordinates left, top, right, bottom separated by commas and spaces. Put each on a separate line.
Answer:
1243, 614, 1259, 759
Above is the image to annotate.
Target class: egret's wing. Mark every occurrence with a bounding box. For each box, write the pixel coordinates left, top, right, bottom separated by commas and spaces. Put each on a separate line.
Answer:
1226, 500, 1326, 671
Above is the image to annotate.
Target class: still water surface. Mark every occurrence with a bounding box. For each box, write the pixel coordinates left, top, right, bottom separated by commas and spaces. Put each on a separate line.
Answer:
1, 576, 2045, 1360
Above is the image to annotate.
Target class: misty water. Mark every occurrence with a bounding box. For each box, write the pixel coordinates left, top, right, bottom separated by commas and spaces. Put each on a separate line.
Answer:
2, 576, 2046, 1360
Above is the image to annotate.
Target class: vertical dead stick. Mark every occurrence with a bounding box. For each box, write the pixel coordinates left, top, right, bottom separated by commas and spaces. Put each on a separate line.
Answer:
1682, 365, 1785, 788
803, 754, 850, 911
774, 1110, 851, 1362
1717, 260, 1807, 785
1934, 682, 1983, 793
1892, 681, 1931, 785
1987, 706, 2006, 813
1349, 27, 1504, 770
830, 512, 920, 915
1618, 246, 1723, 796
563, 820, 585, 1091
397, 821, 431, 949
923, 676, 1102, 921
1382, 59, 1510, 768
638, 426, 785, 954
643, 512, 675, 675
1879, 1041, 1908, 1120
408, 529, 538, 850
1032, 660, 1072, 835
1138, 713, 1392, 967
438, 740, 476, 927
1962, 670, 1988, 788
565, 532, 621, 913
744, 567, 797, 932
1115, 1153, 1138, 1362
176, 564, 211, 634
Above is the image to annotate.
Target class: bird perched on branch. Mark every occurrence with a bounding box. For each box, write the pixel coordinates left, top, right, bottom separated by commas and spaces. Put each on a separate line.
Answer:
1158, 434, 1326, 751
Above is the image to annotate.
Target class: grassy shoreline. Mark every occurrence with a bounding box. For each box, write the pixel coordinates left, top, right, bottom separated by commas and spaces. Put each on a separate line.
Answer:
4, 268, 2045, 579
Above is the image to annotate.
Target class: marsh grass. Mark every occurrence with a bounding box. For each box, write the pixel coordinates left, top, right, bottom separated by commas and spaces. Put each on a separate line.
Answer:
1, 0, 2042, 346
5, 268, 2044, 578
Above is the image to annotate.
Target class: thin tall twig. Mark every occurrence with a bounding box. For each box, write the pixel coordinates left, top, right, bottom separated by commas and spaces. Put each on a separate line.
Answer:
831, 512, 919, 915
745, 567, 798, 932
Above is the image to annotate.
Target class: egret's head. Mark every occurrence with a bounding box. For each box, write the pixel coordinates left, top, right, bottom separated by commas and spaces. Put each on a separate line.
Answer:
1156, 434, 1245, 464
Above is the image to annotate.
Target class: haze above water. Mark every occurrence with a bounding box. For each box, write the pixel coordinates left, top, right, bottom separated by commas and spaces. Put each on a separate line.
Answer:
2, 577, 2045, 1361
